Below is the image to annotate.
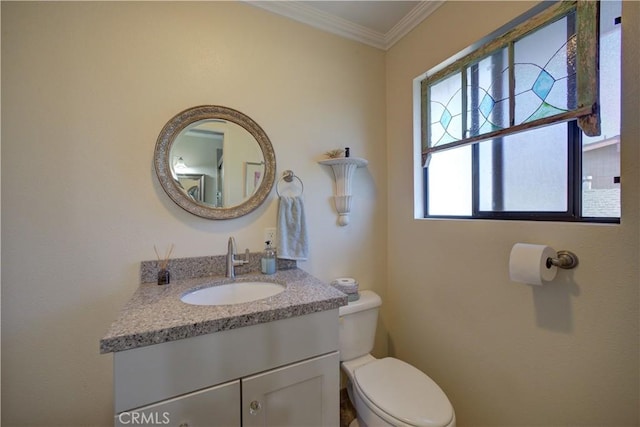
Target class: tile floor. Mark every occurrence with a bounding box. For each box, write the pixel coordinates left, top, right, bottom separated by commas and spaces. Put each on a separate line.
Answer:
340, 388, 357, 427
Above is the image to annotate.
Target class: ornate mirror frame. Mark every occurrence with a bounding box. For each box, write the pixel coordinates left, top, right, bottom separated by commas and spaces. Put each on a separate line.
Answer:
154, 105, 276, 219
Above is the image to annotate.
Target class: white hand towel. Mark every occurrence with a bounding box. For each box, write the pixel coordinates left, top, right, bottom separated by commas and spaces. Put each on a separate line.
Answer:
276, 196, 309, 260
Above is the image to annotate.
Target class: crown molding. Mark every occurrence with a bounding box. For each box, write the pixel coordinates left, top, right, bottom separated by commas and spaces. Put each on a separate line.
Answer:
245, 1, 386, 49
385, 1, 445, 49
244, 1, 444, 51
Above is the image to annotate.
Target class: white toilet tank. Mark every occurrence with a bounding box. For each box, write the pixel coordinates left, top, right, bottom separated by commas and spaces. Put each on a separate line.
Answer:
338, 290, 382, 362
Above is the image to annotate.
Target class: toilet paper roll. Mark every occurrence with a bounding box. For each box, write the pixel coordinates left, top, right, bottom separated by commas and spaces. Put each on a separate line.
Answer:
331, 277, 359, 294
509, 243, 557, 286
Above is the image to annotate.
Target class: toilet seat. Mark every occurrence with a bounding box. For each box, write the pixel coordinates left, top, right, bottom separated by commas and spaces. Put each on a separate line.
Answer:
353, 357, 454, 427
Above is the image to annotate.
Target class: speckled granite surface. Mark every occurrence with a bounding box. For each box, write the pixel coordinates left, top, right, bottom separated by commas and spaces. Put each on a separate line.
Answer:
100, 268, 347, 354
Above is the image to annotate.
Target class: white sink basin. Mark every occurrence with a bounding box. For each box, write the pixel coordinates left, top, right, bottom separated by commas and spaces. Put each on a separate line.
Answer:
180, 281, 285, 306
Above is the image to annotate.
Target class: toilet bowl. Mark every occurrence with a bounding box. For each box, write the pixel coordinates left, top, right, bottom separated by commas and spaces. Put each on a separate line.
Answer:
339, 290, 455, 427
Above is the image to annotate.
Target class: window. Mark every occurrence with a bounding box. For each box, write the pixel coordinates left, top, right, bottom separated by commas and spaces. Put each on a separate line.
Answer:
420, 0, 620, 222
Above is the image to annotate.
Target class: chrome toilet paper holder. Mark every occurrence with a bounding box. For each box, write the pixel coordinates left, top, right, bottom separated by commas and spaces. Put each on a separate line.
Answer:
546, 250, 579, 269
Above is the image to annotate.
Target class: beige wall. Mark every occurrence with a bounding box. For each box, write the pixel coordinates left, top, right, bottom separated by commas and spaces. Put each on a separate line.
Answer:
386, 1, 639, 425
0, 2, 387, 425
3, 1, 639, 426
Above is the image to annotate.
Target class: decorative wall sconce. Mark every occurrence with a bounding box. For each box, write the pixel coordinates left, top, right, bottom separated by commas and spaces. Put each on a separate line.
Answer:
318, 157, 368, 226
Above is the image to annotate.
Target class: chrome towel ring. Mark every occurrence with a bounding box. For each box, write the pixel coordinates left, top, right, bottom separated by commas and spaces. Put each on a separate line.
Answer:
276, 170, 304, 197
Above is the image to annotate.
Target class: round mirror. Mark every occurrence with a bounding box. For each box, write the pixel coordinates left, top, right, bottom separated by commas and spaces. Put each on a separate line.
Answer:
154, 106, 276, 219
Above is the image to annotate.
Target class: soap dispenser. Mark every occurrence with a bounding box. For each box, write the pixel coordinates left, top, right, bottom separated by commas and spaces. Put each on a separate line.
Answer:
261, 241, 276, 275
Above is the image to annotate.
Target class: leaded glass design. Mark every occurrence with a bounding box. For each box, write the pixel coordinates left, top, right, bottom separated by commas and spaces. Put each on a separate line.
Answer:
429, 13, 577, 148
514, 13, 577, 124
466, 49, 509, 138
422, 1, 597, 163
429, 73, 463, 147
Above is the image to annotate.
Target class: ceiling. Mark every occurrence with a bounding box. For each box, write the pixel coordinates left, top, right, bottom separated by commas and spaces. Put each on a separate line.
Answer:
244, 1, 444, 50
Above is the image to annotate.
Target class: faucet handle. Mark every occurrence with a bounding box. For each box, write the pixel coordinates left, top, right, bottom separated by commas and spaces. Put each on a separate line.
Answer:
244, 248, 250, 263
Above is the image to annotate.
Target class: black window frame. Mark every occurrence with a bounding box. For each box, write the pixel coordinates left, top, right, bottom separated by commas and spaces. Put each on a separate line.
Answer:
424, 119, 618, 223
421, 0, 619, 224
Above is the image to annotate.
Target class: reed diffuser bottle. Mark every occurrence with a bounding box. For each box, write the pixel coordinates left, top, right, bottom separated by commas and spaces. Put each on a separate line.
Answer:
154, 244, 174, 285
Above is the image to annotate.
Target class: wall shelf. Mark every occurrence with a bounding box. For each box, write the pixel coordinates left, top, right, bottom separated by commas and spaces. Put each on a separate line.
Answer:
318, 157, 368, 226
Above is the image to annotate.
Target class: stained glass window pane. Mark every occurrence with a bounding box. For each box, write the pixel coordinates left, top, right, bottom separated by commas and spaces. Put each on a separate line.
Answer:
466, 48, 509, 138
513, 13, 577, 125
429, 73, 463, 147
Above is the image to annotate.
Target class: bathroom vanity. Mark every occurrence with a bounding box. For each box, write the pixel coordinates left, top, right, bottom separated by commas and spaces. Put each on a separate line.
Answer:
101, 267, 347, 426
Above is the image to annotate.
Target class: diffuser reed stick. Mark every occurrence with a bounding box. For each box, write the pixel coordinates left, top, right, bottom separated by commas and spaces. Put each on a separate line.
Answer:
154, 244, 174, 286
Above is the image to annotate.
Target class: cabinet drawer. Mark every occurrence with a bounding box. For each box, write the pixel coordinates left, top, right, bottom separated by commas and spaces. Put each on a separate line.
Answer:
115, 380, 240, 427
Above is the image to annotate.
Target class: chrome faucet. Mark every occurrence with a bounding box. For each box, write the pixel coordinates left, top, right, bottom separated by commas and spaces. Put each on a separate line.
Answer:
226, 237, 249, 278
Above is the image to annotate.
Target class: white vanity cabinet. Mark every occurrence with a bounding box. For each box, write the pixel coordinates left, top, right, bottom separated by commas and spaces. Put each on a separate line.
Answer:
113, 309, 340, 427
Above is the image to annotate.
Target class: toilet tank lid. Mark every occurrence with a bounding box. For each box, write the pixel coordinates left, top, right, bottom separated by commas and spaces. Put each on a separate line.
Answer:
338, 290, 381, 316
355, 357, 454, 427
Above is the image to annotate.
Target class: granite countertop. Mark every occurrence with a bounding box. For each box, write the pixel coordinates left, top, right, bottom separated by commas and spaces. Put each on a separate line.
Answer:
100, 268, 347, 354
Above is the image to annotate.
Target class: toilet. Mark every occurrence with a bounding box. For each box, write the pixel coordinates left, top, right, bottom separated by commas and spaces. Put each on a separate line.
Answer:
339, 290, 456, 427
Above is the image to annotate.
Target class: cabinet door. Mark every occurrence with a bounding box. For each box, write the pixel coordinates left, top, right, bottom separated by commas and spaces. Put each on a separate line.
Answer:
115, 379, 240, 427
242, 352, 339, 427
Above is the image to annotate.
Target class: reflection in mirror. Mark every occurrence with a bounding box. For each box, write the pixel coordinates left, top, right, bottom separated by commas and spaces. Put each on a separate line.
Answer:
170, 119, 265, 207
154, 106, 276, 219
244, 162, 265, 198
176, 173, 205, 203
